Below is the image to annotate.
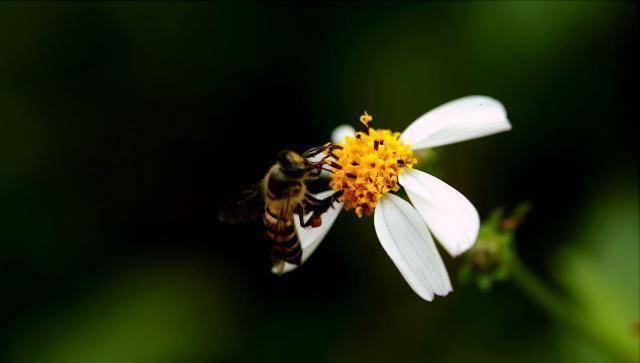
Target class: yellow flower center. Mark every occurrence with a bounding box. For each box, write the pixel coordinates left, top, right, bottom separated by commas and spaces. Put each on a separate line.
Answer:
330, 113, 416, 217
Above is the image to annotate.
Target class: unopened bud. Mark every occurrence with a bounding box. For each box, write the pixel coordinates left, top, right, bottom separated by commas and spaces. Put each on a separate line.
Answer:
459, 202, 531, 291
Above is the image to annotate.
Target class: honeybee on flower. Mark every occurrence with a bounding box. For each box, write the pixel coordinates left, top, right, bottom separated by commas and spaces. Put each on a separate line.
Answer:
286, 96, 511, 301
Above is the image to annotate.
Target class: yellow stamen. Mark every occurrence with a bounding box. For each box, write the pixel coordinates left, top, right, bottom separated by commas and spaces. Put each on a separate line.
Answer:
331, 113, 416, 217
359, 111, 373, 128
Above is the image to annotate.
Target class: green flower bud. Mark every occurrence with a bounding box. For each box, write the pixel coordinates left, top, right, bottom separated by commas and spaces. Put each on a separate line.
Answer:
459, 202, 530, 291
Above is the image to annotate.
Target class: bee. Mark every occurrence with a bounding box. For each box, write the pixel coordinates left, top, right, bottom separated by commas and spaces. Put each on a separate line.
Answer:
219, 143, 343, 274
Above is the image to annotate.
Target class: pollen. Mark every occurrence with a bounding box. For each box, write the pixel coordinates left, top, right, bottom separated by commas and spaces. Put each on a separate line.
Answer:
330, 114, 416, 217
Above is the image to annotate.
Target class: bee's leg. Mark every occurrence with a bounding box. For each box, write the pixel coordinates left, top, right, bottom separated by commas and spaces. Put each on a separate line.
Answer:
295, 202, 320, 228
301, 190, 344, 228
304, 193, 323, 204
302, 142, 333, 158
300, 210, 322, 228
294, 204, 306, 226
325, 143, 343, 160
307, 158, 342, 177
307, 166, 322, 178
305, 190, 343, 206
302, 142, 342, 158
301, 146, 325, 158
307, 164, 339, 178
303, 143, 343, 162
304, 143, 345, 178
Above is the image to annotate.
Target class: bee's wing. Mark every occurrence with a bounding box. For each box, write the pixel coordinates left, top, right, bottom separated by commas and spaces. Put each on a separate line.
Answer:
218, 181, 265, 224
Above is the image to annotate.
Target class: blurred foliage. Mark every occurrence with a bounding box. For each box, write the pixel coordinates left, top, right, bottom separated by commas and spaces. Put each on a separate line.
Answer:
554, 182, 639, 363
3, 264, 239, 363
461, 182, 639, 362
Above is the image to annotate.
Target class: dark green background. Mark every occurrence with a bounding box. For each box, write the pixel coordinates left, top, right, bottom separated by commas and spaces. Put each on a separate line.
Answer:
1, 2, 638, 363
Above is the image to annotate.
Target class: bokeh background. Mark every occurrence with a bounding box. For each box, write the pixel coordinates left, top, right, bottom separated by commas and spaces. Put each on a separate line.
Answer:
1, 2, 638, 363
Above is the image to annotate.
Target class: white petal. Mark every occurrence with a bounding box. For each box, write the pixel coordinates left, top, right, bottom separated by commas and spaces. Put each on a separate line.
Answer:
306, 153, 326, 164
374, 194, 452, 301
399, 169, 480, 257
400, 96, 511, 149
331, 124, 355, 144
274, 190, 343, 274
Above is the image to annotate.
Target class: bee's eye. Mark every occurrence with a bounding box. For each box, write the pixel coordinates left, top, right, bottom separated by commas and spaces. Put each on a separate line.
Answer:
277, 150, 307, 178
276, 151, 292, 169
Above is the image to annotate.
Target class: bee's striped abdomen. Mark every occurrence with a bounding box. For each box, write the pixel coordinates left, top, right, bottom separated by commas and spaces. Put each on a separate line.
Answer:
263, 207, 302, 265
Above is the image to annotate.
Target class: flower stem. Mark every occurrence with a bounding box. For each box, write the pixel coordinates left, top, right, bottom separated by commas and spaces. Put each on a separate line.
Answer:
510, 255, 570, 321
510, 254, 632, 362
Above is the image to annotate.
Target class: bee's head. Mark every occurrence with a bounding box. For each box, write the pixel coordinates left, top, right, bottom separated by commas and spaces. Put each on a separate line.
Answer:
277, 150, 308, 179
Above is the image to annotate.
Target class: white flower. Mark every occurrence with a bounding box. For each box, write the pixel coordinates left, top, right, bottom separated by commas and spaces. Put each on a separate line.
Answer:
279, 96, 510, 301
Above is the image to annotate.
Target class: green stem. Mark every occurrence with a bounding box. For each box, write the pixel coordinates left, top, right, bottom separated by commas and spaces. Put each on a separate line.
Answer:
510, 255, 573, 323
510, 255, 632, 362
